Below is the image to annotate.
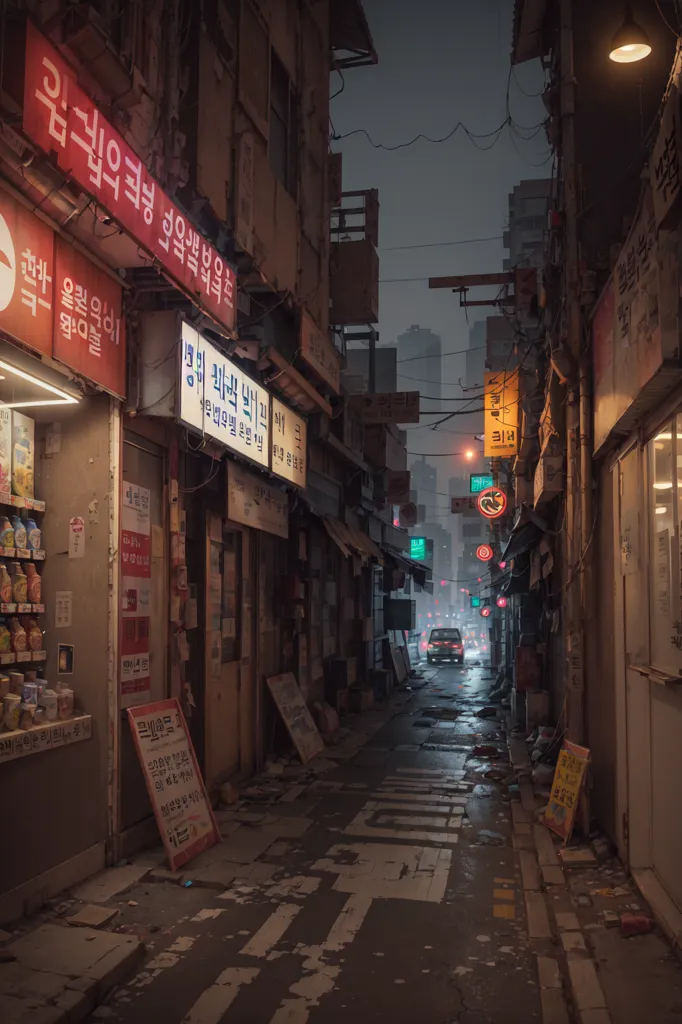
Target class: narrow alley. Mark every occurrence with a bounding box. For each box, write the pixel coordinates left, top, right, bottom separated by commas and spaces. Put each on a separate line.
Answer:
4, 663, 682, 1024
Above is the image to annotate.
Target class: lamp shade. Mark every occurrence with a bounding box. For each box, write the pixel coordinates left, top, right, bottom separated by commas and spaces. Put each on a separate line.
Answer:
609, 6, 651, 63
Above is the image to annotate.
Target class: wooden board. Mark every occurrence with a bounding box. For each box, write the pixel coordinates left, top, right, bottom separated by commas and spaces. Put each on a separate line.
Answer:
266, 672, 324, 764
544, 740, 590, 843
127, 698, 220, 870
390, 644, 407, 685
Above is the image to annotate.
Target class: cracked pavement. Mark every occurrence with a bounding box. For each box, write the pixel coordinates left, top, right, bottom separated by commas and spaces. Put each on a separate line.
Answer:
82, 662, 540, 1023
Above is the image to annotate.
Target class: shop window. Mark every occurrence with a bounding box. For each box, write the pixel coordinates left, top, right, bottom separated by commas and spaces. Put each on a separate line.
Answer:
269, 50, 299, 197
649, 422, 677, 669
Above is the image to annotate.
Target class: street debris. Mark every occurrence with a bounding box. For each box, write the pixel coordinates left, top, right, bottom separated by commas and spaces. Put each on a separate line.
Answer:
476, 830, 506, 846
620, 913, 655, 937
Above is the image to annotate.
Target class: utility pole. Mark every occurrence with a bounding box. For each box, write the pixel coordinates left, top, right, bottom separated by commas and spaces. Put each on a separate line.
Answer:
560, 0, 590, 745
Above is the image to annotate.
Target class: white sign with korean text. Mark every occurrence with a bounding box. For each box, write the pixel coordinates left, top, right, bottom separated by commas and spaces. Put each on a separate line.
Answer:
179, 320, 269, 467
0, 716, 92, 764
127, 699, 219, 870
227, 460, 288, 538
271, 397, 307, 489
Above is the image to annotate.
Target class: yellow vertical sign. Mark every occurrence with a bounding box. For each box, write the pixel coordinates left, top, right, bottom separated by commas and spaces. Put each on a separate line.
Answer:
484, 369, 519, 458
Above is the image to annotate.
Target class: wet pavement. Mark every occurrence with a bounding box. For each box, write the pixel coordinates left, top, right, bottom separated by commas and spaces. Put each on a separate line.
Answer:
80, 662, 543, 1023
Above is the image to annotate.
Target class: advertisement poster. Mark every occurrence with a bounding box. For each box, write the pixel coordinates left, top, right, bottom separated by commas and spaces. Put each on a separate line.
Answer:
120, 480, 151, 707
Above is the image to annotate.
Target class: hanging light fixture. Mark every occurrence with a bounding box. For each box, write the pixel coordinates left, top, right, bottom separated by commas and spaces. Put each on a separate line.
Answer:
609, 6, 652, 63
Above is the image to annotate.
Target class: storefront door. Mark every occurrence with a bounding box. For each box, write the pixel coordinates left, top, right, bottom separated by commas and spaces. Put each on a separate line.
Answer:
645, 421, 682, 911
119, 434, 167, 835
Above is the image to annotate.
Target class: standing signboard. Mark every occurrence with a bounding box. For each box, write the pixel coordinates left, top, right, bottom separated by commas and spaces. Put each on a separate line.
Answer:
484, 369, 519, 458
22, 22, 236, 335
127, 698, 220, 869
544, 740, 590, 842
266, 673, 324, 763
120, 481, 152, 707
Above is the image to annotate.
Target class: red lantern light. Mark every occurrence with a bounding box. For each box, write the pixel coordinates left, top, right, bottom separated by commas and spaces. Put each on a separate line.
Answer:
496, 596, 508, 609
480, 606, 491, 618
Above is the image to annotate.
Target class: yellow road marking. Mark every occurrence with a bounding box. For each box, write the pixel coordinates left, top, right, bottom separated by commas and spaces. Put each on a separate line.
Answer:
493, 904, 516, 919
493, 888, 515, 902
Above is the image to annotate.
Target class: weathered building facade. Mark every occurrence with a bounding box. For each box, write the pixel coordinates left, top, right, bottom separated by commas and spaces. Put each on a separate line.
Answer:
0, 0, 426, 924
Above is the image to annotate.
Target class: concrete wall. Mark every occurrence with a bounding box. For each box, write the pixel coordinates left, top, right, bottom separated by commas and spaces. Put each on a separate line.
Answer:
0, 395, 112, 898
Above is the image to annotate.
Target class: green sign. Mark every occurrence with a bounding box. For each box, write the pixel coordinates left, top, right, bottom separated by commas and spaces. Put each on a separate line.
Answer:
470, 473, 494, 494
410, 536, 427, 561
470, 596, 481, 608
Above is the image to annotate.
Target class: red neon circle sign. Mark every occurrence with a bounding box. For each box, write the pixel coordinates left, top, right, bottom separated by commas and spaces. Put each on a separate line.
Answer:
476, 544, 493, 562
480, 606, 491, 618
496, 596, 508, 609
477, 486, 508, 519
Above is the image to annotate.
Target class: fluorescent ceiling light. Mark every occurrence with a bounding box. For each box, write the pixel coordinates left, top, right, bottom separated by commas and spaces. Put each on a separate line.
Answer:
0, 358, 79, 408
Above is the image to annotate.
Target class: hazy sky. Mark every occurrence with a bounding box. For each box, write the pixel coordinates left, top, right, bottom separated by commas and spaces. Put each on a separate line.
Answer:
333, 0, 548, 512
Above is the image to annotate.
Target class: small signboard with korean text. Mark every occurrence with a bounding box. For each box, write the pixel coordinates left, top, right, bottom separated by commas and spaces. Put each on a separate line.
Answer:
227, 460, 288, 538
386, 470, 411, 505
300, 310, 341, 394
409, 536, 427, 561
0, 186, 126, 397
349, 391, 420, 425
127, 698, 220, 870
470, 473, 494, 494
179, 320, 269, 468
271, 397, 307, 489
22, 23, 236, 335
484, 369, 519, 458
544, 740, 590, 842
266, 672, 324, 764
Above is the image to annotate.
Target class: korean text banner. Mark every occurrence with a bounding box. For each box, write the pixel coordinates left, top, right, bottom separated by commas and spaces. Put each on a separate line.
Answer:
23, 22, 236, 335
271, 397, 307, 489
180, 320, 269, 467
484, 369, 519, 458
0, 186, 126, 397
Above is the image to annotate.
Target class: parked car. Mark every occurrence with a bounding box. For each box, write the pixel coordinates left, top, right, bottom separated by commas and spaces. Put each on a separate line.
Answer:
427, 627, 464, 665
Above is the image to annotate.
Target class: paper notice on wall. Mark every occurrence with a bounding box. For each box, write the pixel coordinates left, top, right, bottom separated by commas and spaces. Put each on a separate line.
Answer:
152, 524, 164, 559
68, 517, 85, 559
55, 591, 72, 628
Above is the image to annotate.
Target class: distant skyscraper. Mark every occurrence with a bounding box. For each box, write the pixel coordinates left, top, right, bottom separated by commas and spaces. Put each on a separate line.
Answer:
503, 179, 552, 272
397, 325, 441, 404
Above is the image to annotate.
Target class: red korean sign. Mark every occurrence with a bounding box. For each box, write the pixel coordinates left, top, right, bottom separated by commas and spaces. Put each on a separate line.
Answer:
0, 190, 54, 356
23, 22, 236, 335
477, 487, 508, 520
54, 236, 125, 397
0, 186, 126, 396
476, 544, 494, 562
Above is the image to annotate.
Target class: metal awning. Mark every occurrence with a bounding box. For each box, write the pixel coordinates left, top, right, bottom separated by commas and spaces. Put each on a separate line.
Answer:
330, 0, 378, 69
384, 548, 430, 588
501, 503, 548, 562
263, 347, 332, 417
347, 526, 383, 561
323, 517, 353, 558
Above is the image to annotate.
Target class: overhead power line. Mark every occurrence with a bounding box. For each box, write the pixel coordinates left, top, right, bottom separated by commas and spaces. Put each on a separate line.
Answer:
380, 235, 502, 252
